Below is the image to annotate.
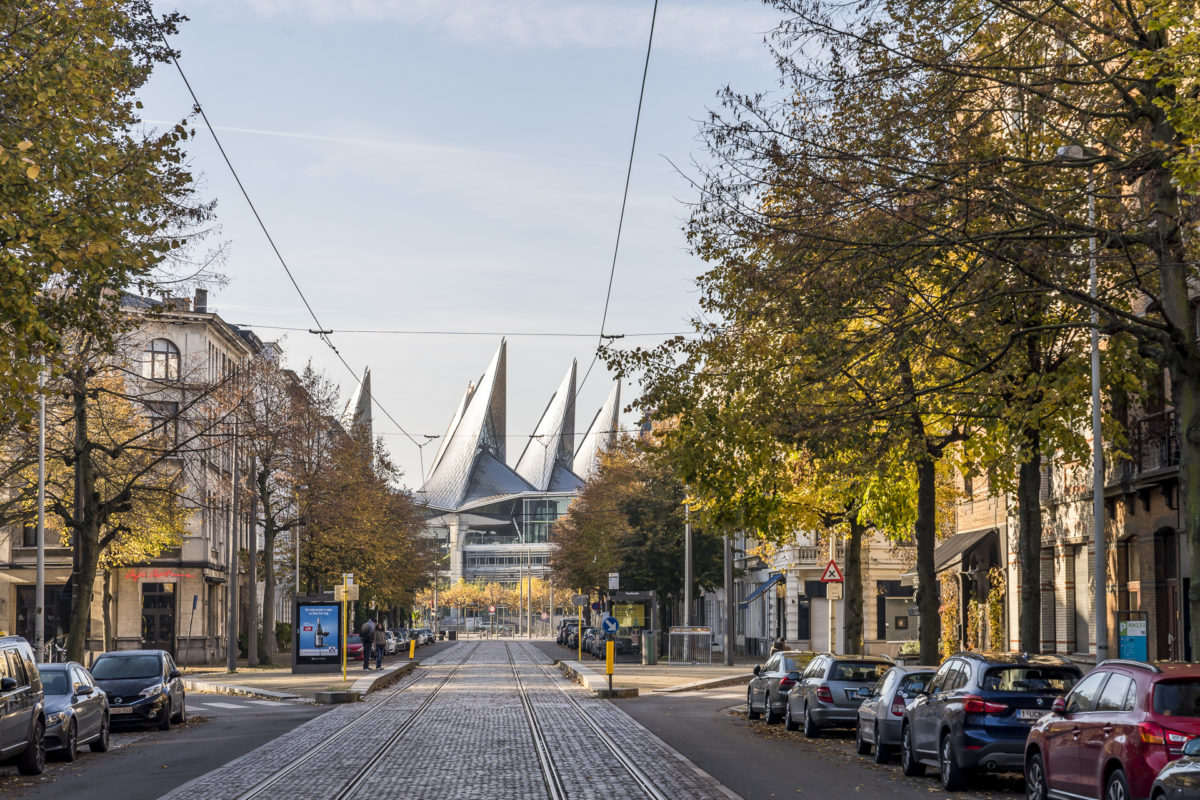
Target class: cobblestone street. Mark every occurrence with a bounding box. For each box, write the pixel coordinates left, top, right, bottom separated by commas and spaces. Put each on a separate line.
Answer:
158, 641, 737, 800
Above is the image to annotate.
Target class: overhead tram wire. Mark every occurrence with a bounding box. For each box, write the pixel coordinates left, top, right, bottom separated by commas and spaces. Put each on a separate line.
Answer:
578, 0, 659, 395
234, 324, 699, 338
159, 33, 424, 449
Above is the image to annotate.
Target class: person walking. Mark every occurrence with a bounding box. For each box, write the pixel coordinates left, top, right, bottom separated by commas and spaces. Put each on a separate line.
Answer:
360, 617, 376, 670
373, 621, 388, 669
771, 637, 788, 653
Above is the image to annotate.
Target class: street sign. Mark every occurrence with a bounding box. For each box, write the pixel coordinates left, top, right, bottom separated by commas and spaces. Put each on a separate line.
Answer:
571, 594, 588, 608
333, 584, 359, 601
590, 601, 603, 612
540, 612, 549, 620
827, 582, 843, 601
601, 615, 619, 635
488, 604, 496, 614
608, 572, 620, 591
820, 559, 844, 583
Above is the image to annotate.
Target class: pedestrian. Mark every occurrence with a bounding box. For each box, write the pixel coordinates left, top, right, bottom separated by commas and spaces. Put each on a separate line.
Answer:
360, 617, 376, 670
374, 620, 387, 669
771, 636, 787, 653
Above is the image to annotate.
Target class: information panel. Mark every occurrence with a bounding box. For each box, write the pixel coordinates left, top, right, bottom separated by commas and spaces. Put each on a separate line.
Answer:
296, 602, 341, 664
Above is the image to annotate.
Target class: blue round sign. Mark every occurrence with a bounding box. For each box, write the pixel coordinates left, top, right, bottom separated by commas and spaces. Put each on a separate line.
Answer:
601, 615, 619, 635
590, 601, 603, 611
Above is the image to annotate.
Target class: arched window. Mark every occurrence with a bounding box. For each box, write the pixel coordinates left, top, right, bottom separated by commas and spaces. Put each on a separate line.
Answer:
143, 338, 180, 380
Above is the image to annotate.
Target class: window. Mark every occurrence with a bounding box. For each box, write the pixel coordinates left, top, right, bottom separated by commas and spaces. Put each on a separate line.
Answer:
946, 661, 969, 691
899, 672, 933, 697
1096, 674, 1135, 712
1153, 680, 1200, 718
146, 401, 179, 444
1066, 671, 1109, 714
983, 666, 1079, 695
832, 661, 890, 682
5, 649, 28, 687
929, 662, 954, 694
143, 338, 180, 380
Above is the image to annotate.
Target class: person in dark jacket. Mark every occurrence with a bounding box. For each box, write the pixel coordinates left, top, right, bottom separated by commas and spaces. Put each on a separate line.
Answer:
360, 618, 376, 670
373, 621, 388, 669
771, 637, 788, 653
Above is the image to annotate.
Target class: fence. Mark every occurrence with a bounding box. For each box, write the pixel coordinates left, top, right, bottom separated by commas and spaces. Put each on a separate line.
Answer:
668, 627, 713, 665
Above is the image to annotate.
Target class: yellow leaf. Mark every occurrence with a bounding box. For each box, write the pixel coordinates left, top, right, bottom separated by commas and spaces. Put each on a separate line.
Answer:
26, 165, 39, 180
16, 140, 32, 151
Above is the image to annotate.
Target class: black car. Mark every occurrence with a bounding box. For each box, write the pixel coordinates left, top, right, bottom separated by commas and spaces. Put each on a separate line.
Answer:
91, 650, 186, 730
1151, 736, 1200, 800
900, 652, 1080, 790
746, 650, 814, 724
38, 662, 109, 761
0, 635, 46, 775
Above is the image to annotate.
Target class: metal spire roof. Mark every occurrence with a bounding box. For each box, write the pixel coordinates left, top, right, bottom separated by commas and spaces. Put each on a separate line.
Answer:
514, 360, 579, 491
573, 380, 620, 481
341, 366, 373, 441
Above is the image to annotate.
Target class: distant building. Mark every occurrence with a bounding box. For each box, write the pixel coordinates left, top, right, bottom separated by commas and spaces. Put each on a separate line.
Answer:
419, 340, 619, 585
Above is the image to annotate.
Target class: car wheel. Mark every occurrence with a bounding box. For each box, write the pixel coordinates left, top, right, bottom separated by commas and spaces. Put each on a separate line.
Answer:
1105, 769, 1131, 800
784, 699, 800, 731
17, 718, 45, 775
856, 719, 871, 755
59, 719, 78, 762
802, 703, 819, 738
900, 724, 925, 777
90, 713, 110, 753
158, 701, 172, 731
765, 694, 783, 725
747, 689, 761, 720
873, 724, 890, 764
173, 694, 186, 723
940, 732, 966, 791
1026, 751, 1048, 800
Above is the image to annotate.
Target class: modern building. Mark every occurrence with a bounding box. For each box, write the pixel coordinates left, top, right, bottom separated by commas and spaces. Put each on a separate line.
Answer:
419, 340, 620, 586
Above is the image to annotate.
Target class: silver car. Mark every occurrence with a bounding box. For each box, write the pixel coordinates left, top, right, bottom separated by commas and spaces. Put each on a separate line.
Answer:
854, 665, 936, 763
785, 653, 892, 737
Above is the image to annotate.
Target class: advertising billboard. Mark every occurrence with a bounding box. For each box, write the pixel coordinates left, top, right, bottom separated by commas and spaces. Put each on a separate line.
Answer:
296, 602, 340, 664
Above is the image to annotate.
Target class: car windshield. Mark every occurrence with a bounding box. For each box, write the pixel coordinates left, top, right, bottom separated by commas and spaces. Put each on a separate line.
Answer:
831, 662, 890, 682
982, 667, 1078, 694
39, 670, 69, 695
93, 655, 160, 680
1154, 680, 1200, 717
347, 634, 362, 644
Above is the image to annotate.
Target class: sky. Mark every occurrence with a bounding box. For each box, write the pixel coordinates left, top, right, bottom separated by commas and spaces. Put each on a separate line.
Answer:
138, 0, 785, 490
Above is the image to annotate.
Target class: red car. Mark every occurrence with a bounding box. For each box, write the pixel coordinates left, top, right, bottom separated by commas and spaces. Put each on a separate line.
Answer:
1026, 659, 1200, 800
346, 633, 365, 661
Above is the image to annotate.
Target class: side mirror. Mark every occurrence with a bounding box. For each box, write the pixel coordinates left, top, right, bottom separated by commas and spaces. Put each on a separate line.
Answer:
788, 671, 802, 681
753, 665, 761, 676
1183, 738, 1200, 758
76, 685, 94, 696
1052, 697, 1067, 715
169, 669, 182, 680
0, 677, 16, 692
857, 687, 871, 698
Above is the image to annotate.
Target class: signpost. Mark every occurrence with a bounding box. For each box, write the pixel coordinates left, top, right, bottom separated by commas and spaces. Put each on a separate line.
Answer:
608, 572, 620, 591
572, 593, 588, 660
822, 555, 843, 652
335, 574, 355, 681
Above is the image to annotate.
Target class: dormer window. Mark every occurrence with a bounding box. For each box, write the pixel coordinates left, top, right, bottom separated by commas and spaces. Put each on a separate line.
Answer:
144, 338, 180, 380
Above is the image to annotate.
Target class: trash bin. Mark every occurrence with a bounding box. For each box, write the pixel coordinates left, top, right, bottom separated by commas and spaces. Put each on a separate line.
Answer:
438, 631, 445, 641
447, 630, 457, 641
641, 630, 657, 665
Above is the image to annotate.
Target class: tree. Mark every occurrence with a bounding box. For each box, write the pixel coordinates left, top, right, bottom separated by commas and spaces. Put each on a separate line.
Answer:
0, 1, 216, 427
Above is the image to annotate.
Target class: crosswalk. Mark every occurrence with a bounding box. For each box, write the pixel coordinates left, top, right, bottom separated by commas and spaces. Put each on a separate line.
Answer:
189, 699, 296, 712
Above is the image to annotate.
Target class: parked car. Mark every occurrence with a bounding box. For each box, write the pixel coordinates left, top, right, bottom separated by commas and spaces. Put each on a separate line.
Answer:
1151, 736, 1200, 800
91, 649, 185, 731
579, 627, 600, 657
38, 661, 109, 761
786, 653, 892, 736
347, 633, 365, 661
1026, 659, 1200, 800
900, 651, 1080, 790
0, 635, 46, 775
382, 631, 398, 655
414, 628, 433, 646
855, 665, 937, 763
558, 620, 579, 646
746, 650, 816, 724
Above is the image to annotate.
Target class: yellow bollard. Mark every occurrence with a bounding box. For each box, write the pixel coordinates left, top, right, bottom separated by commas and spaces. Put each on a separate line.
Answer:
409, 636, 415, 660
606, 640, 614, 693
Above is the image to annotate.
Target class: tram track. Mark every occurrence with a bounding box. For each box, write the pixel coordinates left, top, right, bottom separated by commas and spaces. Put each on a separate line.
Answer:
233, 642, 479, 800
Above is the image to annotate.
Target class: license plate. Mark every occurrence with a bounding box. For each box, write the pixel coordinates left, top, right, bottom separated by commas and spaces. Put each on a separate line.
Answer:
845, 689, 862, 700
1017, 709, 1044, 721
110, 707, 133, 715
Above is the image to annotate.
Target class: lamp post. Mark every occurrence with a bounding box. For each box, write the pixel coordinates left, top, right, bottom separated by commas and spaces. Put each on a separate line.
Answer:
1055, 144, 1107, 661
35, 358, 46, 658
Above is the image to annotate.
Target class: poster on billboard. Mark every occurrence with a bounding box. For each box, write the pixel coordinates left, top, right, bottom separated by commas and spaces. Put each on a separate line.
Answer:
297, 602, 340, 662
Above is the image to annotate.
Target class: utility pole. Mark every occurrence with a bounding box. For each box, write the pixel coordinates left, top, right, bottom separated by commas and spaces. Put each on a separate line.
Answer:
35, 358, 46, 657
527, 550, 533, 639
724, 533, 734, 667
684, 498, 692, 626
248, 456, 258, 667
828, 532, 837, 653
226, 423, 240, 673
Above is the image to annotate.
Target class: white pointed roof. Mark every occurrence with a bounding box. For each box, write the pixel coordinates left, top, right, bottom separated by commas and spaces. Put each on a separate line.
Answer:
341, 367, 373, 440
515, 360, 580, 491
573, 380, 620, 481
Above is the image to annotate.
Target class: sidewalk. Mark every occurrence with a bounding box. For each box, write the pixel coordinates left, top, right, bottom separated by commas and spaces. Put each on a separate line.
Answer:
530, 641, 757, 695
181, 645, 446, 702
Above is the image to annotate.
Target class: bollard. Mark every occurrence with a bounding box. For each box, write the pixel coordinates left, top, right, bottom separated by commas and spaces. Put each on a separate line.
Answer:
409, 637, 415, 660
606, 640, 614, 693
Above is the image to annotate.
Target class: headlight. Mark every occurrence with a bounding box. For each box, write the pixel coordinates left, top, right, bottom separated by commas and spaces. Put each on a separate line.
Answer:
139, 683, 165, 698
46, 711, 67, 726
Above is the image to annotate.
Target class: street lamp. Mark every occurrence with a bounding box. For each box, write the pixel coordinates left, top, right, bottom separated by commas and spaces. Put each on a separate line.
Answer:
1055, 143, 1106, 661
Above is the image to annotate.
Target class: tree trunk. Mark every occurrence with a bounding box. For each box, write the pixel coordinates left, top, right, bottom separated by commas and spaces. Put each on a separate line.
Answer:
67, 371, 102, 663
844, 515, 865, 654
1175, 372, 1200, 661
102, 569, 114, 652
1017, 437, 1043, 653
915, 455, 939, 665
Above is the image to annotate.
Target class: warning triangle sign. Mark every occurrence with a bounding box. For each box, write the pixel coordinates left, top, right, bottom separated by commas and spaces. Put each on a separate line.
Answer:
820, 559, 844, 583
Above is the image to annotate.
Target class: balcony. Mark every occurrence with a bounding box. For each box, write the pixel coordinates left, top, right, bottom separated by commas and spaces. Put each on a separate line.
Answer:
1123, 409, 1179, 478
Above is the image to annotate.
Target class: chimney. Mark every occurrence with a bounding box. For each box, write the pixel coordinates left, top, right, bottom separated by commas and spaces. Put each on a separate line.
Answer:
194, 288, 208, 313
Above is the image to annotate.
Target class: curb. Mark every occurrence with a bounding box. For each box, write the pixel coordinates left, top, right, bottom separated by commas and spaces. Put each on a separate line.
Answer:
652, 673, 753, 693
351, 659, 419, 695
182, 679, 302, 702
558, 660, 638, 698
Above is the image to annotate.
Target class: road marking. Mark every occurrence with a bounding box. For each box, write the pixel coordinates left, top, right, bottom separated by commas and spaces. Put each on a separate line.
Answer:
205, 702, 249, 709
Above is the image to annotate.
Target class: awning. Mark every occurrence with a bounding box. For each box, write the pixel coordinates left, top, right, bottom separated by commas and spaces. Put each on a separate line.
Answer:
0, 568, 73, 585
933, 528, 998, 574
739, 572, 784, 609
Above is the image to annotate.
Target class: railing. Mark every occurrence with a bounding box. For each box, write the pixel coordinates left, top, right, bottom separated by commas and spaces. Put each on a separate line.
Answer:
1125, 409, 1179, 476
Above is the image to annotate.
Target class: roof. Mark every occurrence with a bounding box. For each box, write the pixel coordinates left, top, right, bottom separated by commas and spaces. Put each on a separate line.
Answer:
573, 381, 620, 481
515, 361, 577, 490
954, 652, 1079, 667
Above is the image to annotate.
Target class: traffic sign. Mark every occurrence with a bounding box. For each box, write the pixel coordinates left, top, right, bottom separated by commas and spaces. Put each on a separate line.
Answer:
608, 572, 619, 591
590, 601, 603, 612
540, 612, 549, 620
820, 559, 844, 583
600, 615, 619, 635
571, 594, 588, 608
488, 604, 496, 614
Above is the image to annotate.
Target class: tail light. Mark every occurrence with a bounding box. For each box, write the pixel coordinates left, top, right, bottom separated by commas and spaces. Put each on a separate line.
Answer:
816, 686, 834, 703
1140, 723, 1166, 745
962, 695, 1008, 714
890, 696, 907, 717
1165, 728, 1194, 755
779, 677, 796, 692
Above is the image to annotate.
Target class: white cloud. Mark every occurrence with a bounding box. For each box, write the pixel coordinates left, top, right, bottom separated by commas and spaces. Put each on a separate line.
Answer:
216, 0, 777, 58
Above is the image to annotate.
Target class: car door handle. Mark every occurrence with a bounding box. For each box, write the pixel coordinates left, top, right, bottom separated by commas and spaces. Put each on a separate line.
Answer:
1102, 726, 1114, 735
1072, 727, 1080, 739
